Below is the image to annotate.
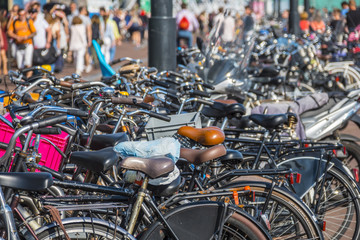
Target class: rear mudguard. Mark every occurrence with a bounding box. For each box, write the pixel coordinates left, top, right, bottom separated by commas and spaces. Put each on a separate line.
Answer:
139, 201, 271, 240
278, 154, 360, 198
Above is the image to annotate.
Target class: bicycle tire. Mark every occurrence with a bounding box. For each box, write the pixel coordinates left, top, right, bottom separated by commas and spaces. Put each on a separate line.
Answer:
139, 201, 271, 240
341, 140, 360, 172
304, 166, 360, 240
221, 181, 323, 240
34, 217, 134, 240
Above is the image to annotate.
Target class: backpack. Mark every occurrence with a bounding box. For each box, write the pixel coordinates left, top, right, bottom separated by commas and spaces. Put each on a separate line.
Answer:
178, 16, 190, 30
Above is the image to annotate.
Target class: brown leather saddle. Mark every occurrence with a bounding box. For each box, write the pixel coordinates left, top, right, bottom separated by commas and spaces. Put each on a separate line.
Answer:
180, 145, 227, 165
177, 126, 225, 146
119, 156, 174, 179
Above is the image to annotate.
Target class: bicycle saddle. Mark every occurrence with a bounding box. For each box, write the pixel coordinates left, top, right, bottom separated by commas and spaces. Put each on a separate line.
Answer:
119, 156, 174, 179
177, 126, 225, 146
219, 149, 243, 164
80, 132, 129, 150
148, 175, 182, 197
249, 114, 288, 130
180, 145, 227, 165
202, 102, 246, 119
70, 147, 118, 172
0, 172, 53, 191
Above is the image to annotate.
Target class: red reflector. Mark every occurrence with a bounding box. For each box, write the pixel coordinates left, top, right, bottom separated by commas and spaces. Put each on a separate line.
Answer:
304, 144, 309, 148
289, 173, 294, 184
343, 146, 347, 155
335, 76, 340, 82
322, 221, 326, 231
353, 169, 359, 182
332, 149, 337, 156
296, 173, 302, 184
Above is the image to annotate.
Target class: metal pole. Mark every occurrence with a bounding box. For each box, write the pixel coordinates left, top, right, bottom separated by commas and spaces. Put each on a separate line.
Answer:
304, 0, 310, 13
148, 0, 176, 71
288, 0, 300, 35
277, 0, 281, 20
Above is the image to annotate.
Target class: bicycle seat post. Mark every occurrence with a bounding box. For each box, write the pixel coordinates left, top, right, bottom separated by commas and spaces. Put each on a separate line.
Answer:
127, 176, 149, 235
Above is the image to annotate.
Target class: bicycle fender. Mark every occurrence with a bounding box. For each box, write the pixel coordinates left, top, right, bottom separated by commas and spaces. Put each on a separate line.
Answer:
139, 201, 271, 240
340, 133, 360, 142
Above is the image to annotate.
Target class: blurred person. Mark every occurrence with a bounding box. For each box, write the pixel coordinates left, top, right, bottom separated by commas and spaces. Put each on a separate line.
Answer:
69, 16, 86, 75
30, 8, 51, 50
0, 10, 8, 75
8, 4, 19, 59
126, 10, 143, 48
67, 1, 78, 27
213, 7, 225, 38
197, 11, 207, 35
222, 11, 235, 43
79, 6, 92, 73
281, 10, 289, 32
309, 7, 316, 21
30, 2, 44, 19
310, 13, 326, 33
322, 8, 330, 24
7, 8, 36, 75
346, 0, 360, 32
90, 14, 102, 68
299, 12, 310, 34
330, 8, 344, 43
102, 13, 115, 63
341, 1, 349, 17
175, 3, 199, 48
110, 13, 120, 61
139, 9, 148, 44
51, 8, 69, 73
242, 6, 254, 41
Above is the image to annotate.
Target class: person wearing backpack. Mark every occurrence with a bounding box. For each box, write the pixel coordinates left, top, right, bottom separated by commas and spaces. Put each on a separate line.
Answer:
7, 8, 36, 76
176, 3, 199, 48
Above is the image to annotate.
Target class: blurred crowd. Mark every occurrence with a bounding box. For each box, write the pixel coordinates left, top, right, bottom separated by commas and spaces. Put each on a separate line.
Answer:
0, 1, 149, 77
175, 3, 256, 48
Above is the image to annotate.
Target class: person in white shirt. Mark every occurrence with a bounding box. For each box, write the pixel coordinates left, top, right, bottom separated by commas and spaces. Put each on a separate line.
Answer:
175, 3, 199, 48
30, 8, 51, 50
69, 16, 87, 75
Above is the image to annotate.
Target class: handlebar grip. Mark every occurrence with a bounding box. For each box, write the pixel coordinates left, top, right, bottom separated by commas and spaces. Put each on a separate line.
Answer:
153, 79, 170, 88
134, 102, 153, 110
23, 93, 36, 104
110, 58, 122, 65
101, 76, 114, 84
34, 115, 68, 129
28, 100, 52, 110
10, 105, 30, 113
111, 97, 137, 105
147, 67, 158, 74
196, 98, 214, 106
67, 109, 89, 118
60, 81, 73, 88
33, 127, 62, 135
167, 71, 183, 78
71, 82, 92, 90
189, 90, 211, 98
119, 69, 135, 75
144, 95, 155, 103
57, 92, 75, 100
165, 88, 178, 95
202, 83, 215, 90
162, 77, 182, 85
147, 111, 171, 122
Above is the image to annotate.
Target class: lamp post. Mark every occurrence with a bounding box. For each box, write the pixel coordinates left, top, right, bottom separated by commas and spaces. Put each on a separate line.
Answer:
148, 0, 176, 71
288, 0, 300, 35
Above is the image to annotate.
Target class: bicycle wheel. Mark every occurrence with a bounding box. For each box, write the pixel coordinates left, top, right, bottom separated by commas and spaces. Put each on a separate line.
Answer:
34, 217, 134, 240
139, 201, 271, 240
304, 167, 360, 240
341, 140, 360, 172
221, 181, 322, 240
